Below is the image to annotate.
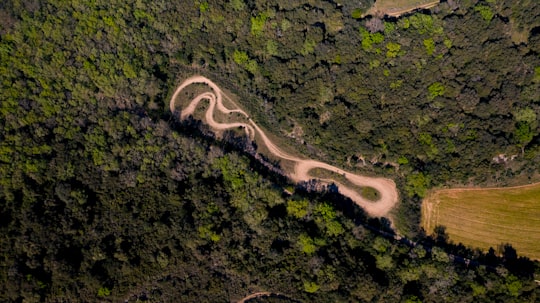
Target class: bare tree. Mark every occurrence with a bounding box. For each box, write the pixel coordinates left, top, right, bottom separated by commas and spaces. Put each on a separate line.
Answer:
366, 18, 385, 33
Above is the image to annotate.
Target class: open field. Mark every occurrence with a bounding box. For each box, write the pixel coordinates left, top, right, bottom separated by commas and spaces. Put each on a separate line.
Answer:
366, 0, 440, 17
422, 183, 540, 260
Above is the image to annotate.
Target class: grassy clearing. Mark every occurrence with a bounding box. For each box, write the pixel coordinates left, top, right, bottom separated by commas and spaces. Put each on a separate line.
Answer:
309, 168, 381, 202
366, 0, 440, 17
422, 183, 540, 260
171, 84, 207, 111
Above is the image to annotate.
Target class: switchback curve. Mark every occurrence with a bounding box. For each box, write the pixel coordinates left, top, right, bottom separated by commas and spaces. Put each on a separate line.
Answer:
169, 76, 399, 217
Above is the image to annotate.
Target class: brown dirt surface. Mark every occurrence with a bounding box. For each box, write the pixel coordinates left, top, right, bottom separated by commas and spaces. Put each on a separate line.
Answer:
170, 76, 399, 218
366, 0, 440, 17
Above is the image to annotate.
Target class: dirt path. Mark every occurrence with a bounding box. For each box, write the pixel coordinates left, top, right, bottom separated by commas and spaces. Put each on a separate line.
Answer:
236, 292, 272, 303
170, 76, 399, 217
365, 0, 440, 17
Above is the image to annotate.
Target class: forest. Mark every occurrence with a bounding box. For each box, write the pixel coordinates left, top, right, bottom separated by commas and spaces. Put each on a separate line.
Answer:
1, 0, 540, 302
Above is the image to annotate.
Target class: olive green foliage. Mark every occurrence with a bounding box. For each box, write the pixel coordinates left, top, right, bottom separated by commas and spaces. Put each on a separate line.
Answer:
405, 295, 422, 303
513, 107, 537, 151
360, 27, 385, 51
427, 82, 445, 100
199, 1, 209, 13
423, 38, 435, 55
313, 203, 344, 237
98, 287, 111, 297
384, 21, 396, 35
376, 254, 395, 270
251, 12, 268, 37
1, 0, 540, 302
287, 199, 309, 218
386, 42, 401, 58
351, 8, 363, 19
298, 234, 318, 255
407, 13, 440, 35
266, 39, 279, 57
301, 38, 317, 56
535, 67, 540, 82
398, 156, 409, 165
514, 107, 537, 125
233, 49, 258, 74
303, 281, 321, 293
515, 122, 533, 149
506, 275, 523, 297
229, 0, 245, 11
444, 38, 452, 49
475, 5, 494, 22
406, 172, 431, 198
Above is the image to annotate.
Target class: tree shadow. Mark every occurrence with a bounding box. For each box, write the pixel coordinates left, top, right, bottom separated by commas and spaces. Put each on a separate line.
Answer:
422, 225, 536, 278
498, 243, 535, 278
170, 113, 538, 279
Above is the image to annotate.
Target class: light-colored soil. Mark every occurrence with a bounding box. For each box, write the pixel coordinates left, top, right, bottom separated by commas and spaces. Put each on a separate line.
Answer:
366, 0, 440, 17
236, 292, 272, 303
170, 76, 399, 217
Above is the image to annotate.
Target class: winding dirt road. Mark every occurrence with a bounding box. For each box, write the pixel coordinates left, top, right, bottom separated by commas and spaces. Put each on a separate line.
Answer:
170, 76, 399, 217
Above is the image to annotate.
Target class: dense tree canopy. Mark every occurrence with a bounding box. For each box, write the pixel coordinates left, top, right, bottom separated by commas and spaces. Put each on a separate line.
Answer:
1, 0, 540, 301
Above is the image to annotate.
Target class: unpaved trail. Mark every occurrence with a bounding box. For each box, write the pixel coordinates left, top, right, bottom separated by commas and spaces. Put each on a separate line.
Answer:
236, 292, 272, 303
366, 0, 440, 17
170, 76, 399, 217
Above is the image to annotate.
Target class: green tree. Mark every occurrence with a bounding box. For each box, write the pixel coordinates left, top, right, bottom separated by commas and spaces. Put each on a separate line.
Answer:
199, 1, 209, 13
230, 0, 245, 11
428, 82, 445, 100
375, 254, 394, 270
266, 40, 278, 57
505, 275, 522, 297
250, 12, 268, 37
534, 66, 540, 82
386, 42, 401, 58
287, 199, 309, 218
404, 296, 422, 303
360, 28, 384, 51
431, 247, 450, 263
405, 172, 430, 198
325, 220, 344, 237
97, 287, 111, 297
514, 107, 537, 125
301, 38, 317, 56
232, 50, 258, 74
470, 282, 486, 297
475, 5, 494, 22
372, 237, 391, 253
351, 9, 363, 19
298, 234, 317, 254
423, 38, 435, 56
314, 203, 336, 221
407, 14, 437, 34
303, 281, 320, 293
515, 121, 533, 155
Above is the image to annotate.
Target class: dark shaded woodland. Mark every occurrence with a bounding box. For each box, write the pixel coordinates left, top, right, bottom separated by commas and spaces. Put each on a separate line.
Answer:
1, 0, 540, 301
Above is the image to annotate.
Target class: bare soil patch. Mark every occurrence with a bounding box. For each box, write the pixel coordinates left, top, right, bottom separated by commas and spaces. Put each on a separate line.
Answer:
366, 0, 440, 17
170, 76, 399, 217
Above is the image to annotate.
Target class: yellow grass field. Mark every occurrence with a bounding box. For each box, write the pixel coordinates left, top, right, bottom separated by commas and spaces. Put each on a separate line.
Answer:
366, 0, 440, 17
422, 183, 540, 260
